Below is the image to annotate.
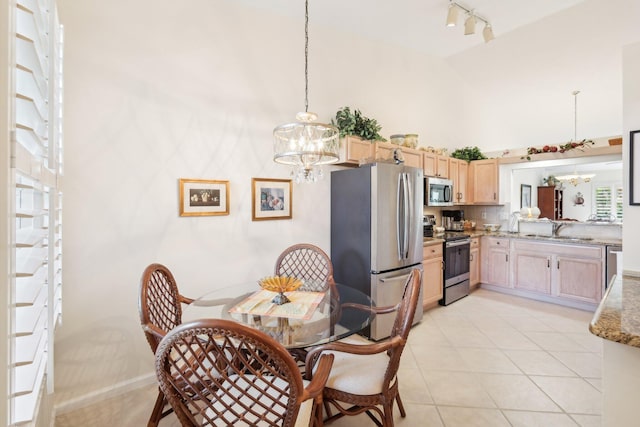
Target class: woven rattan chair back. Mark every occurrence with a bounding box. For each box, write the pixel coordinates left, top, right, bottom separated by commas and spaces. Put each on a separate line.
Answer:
274, 243, 335, 292
155, 319, 317, 427
139, 263, 194, 426
139, 263, 186, 353
383, 268, 421, 388
304, 268, 421, 427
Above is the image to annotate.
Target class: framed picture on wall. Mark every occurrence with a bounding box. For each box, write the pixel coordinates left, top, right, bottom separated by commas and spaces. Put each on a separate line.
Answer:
179, 178, 229, 216
252, 178, 292, 221
521, 184, 532, 209
630, 130, 640, 205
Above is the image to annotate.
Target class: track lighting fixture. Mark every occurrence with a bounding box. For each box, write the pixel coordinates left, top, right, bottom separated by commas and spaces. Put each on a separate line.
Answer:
446, 2, 458, 27
482, 23, 494, 42
445, 1, 494, 43
464, 13, 475, 35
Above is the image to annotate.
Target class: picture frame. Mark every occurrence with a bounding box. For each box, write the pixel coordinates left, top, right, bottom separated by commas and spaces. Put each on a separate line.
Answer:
179, 178, 229, 216
520, 184, 532, 209
630, 130, 640, 205
252, 178, 292, 221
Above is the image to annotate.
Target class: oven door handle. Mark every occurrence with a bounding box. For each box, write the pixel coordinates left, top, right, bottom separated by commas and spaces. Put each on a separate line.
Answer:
445, 239, 471, 248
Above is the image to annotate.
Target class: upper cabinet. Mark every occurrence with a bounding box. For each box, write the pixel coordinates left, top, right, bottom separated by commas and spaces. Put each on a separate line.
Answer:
423, 152, 449, 178
376, 142, 423, 169
336, 136, 374, 166
469, 159, 499, 204
449, 158, 468, 204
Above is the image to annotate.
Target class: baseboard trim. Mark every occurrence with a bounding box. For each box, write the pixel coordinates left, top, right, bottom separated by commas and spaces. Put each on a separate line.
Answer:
54, 372, 157, 415
479, 283, 597, 312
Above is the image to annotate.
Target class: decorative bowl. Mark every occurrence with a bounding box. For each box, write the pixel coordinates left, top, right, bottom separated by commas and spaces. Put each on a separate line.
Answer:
258, 276, 302, 293
483, 223, 501, 232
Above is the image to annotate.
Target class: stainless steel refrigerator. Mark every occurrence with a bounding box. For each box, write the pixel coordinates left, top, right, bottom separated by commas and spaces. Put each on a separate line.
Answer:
331, 162, 424, 340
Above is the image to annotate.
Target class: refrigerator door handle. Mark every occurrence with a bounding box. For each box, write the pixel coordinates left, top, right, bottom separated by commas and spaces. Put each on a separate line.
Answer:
402, 172, 410, 260
396, 173, 404, 261
379, 271, 412, 284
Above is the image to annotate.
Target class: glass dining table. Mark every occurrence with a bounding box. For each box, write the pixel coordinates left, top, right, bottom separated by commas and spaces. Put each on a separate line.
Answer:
182, 281, 373, 350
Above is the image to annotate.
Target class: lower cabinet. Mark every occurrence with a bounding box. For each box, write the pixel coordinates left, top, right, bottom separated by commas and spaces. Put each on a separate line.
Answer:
510, 239, 604, 305
512, 248, 552, 294
422, 243, 444, 306
480, 237, 510, 287
469, 237, 480, 287
556, 255, 603, 304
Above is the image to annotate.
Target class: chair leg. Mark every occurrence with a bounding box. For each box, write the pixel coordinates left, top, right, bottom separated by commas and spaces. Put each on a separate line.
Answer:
382, 401, 395, 427
395, 393, 406, 418
148, 389, 166, 427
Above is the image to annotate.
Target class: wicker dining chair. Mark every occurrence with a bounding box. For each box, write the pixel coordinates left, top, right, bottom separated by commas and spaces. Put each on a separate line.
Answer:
274, 243, 336, 292
304, 268, 422, 427
139, 263, 194, 427
155, 318, 335, 427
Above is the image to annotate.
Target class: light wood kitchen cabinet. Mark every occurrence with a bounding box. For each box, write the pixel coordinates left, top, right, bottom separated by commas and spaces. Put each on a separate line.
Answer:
555, 253, 603, 304
480, 236, 510, 287
510, 239, 604, 305
468, 159, 499, 204
422, 242, 444, 306
449, 158, 468, 204
336, 136, 374, 165
376, 142, 423, 169
511, 240, 552, 294
423, 152, 449, 178
469, 237, 480, 288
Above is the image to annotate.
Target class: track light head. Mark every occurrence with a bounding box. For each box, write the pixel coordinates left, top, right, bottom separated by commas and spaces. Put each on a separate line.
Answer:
446, 3, 459, 27
482, 23, 494, 42
446, 2, 495, 42
464, 13, 476, 35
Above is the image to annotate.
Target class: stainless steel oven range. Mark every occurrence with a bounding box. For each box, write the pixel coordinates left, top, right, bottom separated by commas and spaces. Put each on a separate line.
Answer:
440, 232, 471, 306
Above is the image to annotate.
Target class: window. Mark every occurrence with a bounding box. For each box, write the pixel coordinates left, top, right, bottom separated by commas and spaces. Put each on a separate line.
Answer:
594, 182, 623, 222
7, 1, 63, 424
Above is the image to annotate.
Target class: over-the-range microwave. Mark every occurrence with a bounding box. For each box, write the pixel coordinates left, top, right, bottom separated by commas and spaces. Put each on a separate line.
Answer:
425, 177, 454, 207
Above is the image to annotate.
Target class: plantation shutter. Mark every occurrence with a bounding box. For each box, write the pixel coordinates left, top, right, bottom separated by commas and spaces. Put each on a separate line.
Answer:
10, 0, 63, 425
593, 183, 622, 222
594, 185, 612, 219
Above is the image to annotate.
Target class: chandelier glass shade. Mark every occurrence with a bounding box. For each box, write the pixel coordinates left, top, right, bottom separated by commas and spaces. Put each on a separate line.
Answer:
273, 0, 339, 183
273, 112, 339, 182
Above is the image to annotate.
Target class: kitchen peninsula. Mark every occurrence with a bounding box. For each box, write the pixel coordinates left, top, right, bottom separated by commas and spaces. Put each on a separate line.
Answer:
590, 274, 640, 426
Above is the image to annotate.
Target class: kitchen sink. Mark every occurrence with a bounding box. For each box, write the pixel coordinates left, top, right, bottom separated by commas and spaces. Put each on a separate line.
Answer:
522, 234, 593, 242
552, 236, 593, 241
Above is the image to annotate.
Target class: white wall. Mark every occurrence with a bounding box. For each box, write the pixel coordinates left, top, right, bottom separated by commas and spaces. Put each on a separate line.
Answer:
53, 0, 640, 409
623, 42, 640, 272
447, 0, 640, 152
54, 0, 471, 406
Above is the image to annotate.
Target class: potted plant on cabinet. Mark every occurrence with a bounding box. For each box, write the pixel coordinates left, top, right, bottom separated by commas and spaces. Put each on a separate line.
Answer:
332, 107, 386, 142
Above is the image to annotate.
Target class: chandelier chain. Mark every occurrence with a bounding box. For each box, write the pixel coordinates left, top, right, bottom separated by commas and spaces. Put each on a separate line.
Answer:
304, 0, 309, 113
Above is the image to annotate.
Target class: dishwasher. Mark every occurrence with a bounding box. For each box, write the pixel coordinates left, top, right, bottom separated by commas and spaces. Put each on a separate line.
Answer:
605, 245, 622, 288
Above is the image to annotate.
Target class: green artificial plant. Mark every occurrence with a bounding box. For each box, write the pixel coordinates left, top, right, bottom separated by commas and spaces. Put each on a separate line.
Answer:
332, 107, 386, 142
449, 146, 487, 162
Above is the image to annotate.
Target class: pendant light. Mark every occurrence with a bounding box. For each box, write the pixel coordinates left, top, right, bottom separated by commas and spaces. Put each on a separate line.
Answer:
273, 0, 339, 184
555, 91, 596, 186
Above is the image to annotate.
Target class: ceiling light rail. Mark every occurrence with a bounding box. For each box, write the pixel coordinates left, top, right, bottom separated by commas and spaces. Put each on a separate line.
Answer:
446, 1, 494, 43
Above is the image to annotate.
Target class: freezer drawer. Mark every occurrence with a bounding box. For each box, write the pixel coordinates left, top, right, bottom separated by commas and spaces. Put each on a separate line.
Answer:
369, 266, 423, 341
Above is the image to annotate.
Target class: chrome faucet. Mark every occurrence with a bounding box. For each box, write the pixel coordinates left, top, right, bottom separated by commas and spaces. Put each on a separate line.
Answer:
551, 221, 566, 236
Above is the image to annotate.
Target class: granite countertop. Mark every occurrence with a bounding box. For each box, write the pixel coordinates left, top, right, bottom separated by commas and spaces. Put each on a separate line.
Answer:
474, 230, 621, 246
422, 231, 622, 246
590, 275, 640, 348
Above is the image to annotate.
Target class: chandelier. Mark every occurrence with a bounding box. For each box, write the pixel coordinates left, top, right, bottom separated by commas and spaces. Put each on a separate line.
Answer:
555, 91, 596, 186
273, 0, 339, 184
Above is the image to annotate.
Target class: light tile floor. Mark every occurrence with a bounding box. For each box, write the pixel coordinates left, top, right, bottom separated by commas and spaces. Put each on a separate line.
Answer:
55, 288, 603, 426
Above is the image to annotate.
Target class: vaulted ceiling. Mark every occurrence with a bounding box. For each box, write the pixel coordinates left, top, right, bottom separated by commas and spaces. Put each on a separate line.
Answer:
235, 0, 586, 58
